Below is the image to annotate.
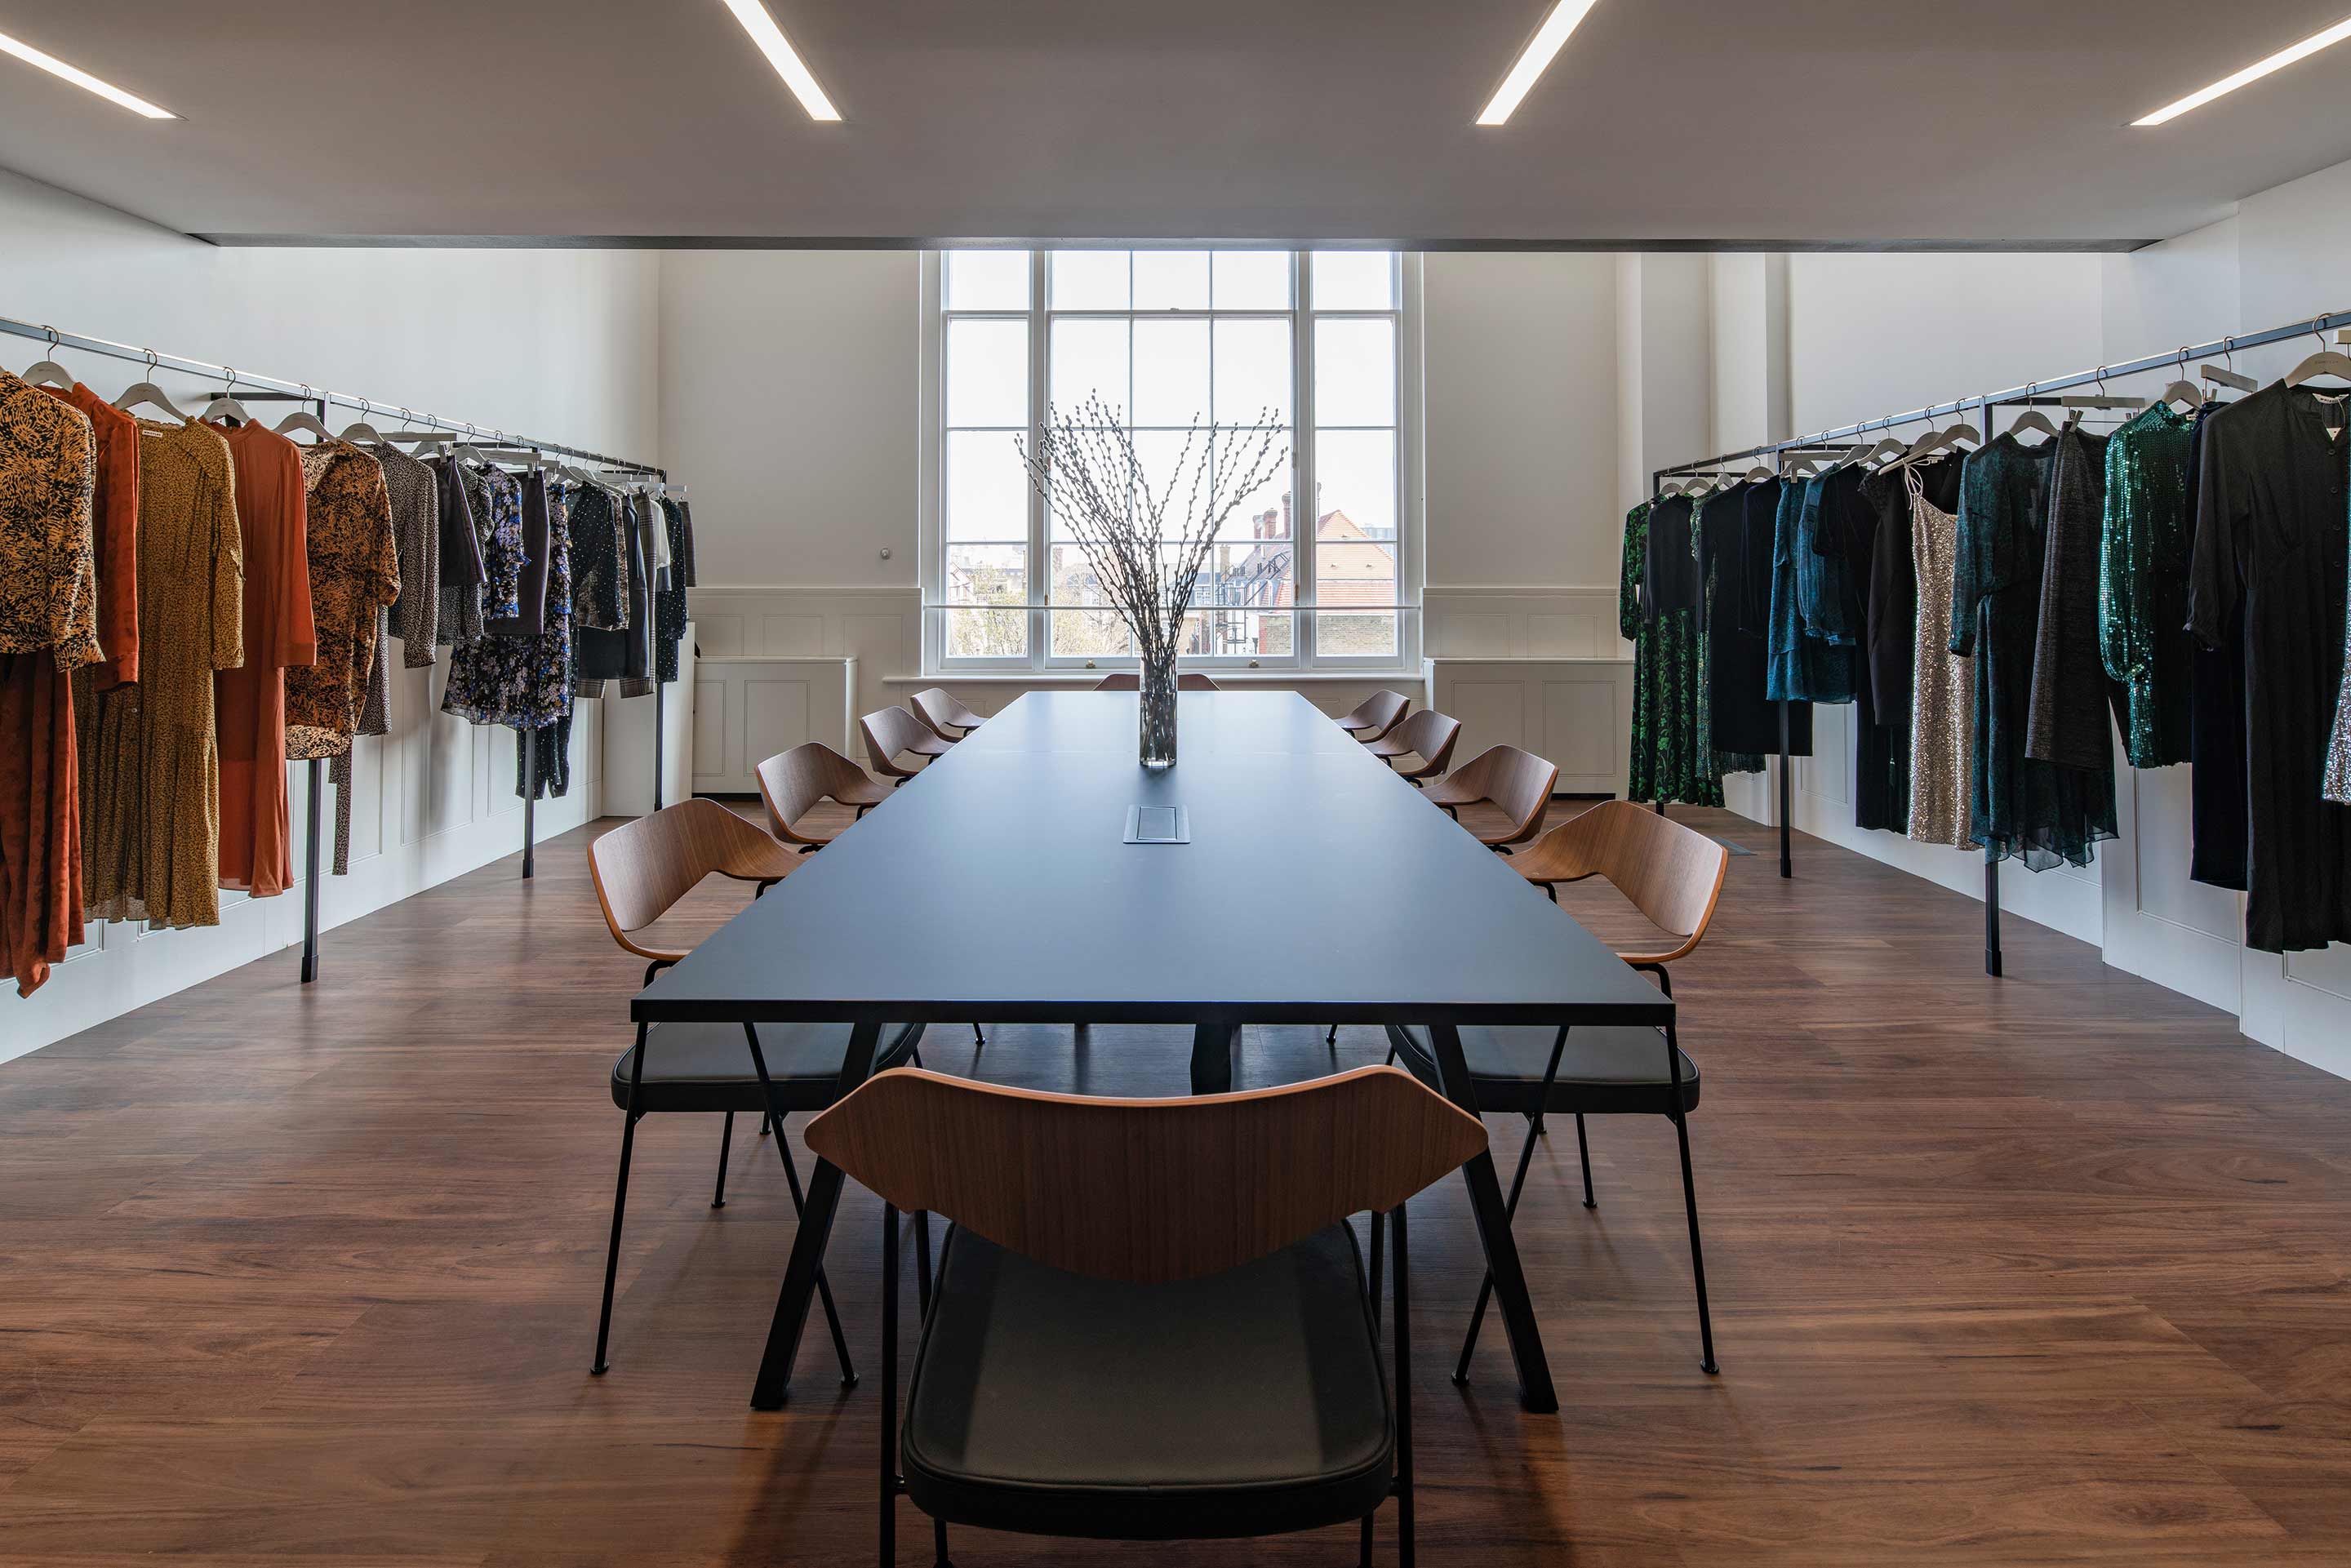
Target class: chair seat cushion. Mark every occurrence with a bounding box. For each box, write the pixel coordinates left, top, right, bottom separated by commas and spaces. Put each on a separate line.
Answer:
609, 1020, 921, 1115
1387, 1024, 1699, 1117
903, 1224, 1393, 1541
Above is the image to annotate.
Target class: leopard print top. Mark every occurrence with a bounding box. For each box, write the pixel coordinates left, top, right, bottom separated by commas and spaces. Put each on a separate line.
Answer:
0, 368, 100, 671
286, 443, 399, 760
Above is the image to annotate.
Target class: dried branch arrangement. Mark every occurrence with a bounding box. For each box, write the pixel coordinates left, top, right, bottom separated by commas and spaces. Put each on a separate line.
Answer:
1016, 393, 1288, 672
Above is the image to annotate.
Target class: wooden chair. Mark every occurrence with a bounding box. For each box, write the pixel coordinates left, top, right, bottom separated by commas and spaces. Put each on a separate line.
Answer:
1367, 708, 1460, 784
910, 686, 987, 740
1334, 689, 1408, 743
754, 741, 891, 851
754, 742, 989, 1053
584, 800, 925, 1379
862, 704, 953, 783
1385, 800, 1730, 1376
1422, 744, 1558, 851
1093, 671, 1221, 691
807, 1065, 1487, 1567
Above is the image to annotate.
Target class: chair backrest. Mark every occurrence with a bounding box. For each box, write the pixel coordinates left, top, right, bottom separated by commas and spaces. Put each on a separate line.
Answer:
861, 705, 938, 773
1452, 744, 1558, 844
807, 1065, 1487, 1285
1382, 707, 1460, 771
1093, 672, 1220, 691
1531, 800, 1728, 963
587, 799, 788, 960
1342, 689, 1407, 737
754, 741, 865, 844
910, 686, 977, 737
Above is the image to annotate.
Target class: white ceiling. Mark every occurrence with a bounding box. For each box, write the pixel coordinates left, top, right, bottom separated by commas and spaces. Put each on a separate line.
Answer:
3, 1, 2350, 247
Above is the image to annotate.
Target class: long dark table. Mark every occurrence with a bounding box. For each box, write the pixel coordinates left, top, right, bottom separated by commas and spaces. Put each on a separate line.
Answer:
634, 690, 1674, 1413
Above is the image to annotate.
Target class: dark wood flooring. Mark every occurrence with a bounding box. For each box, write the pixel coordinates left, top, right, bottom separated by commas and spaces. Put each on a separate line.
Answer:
6, 800, 2351, 1566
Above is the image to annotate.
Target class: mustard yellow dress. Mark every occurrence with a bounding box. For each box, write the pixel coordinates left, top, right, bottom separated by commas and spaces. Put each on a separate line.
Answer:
78, 419, 242, 930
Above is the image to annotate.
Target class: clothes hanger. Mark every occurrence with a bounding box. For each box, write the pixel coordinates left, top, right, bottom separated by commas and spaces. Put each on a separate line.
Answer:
113, 350, 192, 423
197, 366, 254, 426
2154, 348, 2204, 411
2004, 387, 2060, 442
273, 390, 336, 443
19, 326, 76, 389
2060, 366, 2148, 413
336, 396, 388, 446
2200, 335, 2259, 394
2282, 323, 2351, 387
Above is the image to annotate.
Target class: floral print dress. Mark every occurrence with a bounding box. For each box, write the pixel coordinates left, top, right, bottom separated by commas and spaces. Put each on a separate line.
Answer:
1623, 499, 1744, 806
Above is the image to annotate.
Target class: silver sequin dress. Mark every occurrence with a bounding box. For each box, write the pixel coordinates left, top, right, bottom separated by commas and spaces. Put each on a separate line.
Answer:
1907, 468, 1977, 848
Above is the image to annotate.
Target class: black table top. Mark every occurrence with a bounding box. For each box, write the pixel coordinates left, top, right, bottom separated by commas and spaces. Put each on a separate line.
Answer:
634, 691, 1672, 1028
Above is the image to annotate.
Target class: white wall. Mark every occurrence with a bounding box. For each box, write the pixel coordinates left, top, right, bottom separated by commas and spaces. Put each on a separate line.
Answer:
1, 169, 662, 1059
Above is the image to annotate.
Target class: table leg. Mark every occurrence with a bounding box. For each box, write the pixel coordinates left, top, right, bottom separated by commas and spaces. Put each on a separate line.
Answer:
1424, 1022, 1558, 1414
750, 1019, 882, 1409
1189, 1022, 1238, 1095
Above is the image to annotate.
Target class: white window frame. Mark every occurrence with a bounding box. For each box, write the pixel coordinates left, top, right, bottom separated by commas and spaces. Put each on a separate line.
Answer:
919, 248, 1423, 677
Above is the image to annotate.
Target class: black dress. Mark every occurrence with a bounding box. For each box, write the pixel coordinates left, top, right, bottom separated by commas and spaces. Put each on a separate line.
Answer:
1863, 454, 1962, 722
2184, 410, 2250, 891
2185, 380, 2351, 954
1825, 467, 1905, 833
2026, 424, 2123, 774
1704, 480, 1811, 756
1952, 433, 2117, 870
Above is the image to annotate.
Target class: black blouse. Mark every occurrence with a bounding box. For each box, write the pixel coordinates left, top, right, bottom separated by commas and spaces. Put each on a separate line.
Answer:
2186, 380, 2351, 953
1643, 494, 1701, 618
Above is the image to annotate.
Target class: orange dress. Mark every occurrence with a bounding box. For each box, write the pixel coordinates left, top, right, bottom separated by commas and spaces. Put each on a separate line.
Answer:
78, 419, 242, 931
213, 423, 314, 897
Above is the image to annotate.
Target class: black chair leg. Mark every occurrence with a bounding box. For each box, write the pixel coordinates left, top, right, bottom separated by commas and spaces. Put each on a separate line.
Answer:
1575, 1113, 1596, 1208
711, 1111, 735, 1209
1367, 1210, 1384, 1335
1361, 1512, 1374, 1566
1673, 1108, 1719, 1375
880, 1205, 898, 1568
1393, 1202, 1414, 1568
590, 1111, 640, 1375
934, 1517, 953, 1566
1328, 1023, 1340, 1047
971, 1022, 985, 1051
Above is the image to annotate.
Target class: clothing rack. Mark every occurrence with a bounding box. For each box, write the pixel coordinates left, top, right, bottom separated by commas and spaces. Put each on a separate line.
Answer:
4, 312, 671, 962
1651, 304, 2351, 978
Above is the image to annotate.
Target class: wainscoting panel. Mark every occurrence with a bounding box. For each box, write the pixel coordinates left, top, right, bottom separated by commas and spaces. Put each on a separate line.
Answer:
687, 586, 918, 740
1423, 586, 1623, 660
690, 656, 858, 794
1424, 658, 1633, 798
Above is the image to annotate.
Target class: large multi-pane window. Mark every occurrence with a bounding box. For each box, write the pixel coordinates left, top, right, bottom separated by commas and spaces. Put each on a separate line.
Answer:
928, 249, 1413, 672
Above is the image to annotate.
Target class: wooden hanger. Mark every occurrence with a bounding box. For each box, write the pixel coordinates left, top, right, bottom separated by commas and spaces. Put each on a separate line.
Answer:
2283, 324, 2351, 388
2200, 335, 2259, 393
196, 366, 254, 426
113, 351, 191, 422
2007, 408, 2060, 441
19, 328, 75, 389
336, 397, 389, 446
274, 406, 336, 442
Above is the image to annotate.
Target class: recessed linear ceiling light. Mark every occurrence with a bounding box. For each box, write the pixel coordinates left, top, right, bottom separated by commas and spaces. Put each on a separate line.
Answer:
718, 0, 841, 122
0, 27, 175, 118
2134, 14, 2351, 126
1476, 0, 1603, 126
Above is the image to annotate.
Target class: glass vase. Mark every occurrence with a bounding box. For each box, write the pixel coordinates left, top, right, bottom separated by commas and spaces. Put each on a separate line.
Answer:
1139, 646, 1179, 769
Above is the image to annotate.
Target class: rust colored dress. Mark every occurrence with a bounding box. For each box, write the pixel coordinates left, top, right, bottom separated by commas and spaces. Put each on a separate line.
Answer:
212, 423, 315, 898
79, 419, 244, 931
285, 443, 398, 762
37, 383, 140, 688
0, 367, 99, 995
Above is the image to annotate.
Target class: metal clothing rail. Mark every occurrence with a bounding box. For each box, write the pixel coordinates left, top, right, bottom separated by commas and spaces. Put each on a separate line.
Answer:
1647, 301, 2351, 979
3, 310, 676, 973
0, 313, 664, 477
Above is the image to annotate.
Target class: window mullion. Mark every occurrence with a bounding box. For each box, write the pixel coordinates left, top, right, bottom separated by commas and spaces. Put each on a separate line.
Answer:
1028, 248, 1048, 670
1294, 248, 1315, 668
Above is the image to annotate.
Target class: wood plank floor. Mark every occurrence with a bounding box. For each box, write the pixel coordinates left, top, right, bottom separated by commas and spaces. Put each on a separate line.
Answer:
6, 798, 2351, 1566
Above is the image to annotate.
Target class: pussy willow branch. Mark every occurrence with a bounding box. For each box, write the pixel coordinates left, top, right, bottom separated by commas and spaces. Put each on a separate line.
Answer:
1016, 393, 1287, 660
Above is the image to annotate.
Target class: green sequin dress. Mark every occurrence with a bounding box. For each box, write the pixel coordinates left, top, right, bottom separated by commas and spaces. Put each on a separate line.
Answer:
2100, 402, 2196, 767
1623, 498, 1753, 806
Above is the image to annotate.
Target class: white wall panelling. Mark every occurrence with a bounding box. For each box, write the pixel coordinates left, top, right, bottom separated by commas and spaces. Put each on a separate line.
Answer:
1425, 659, 1633, 800
690, 658, 858, 795
600, 626, 697, 815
